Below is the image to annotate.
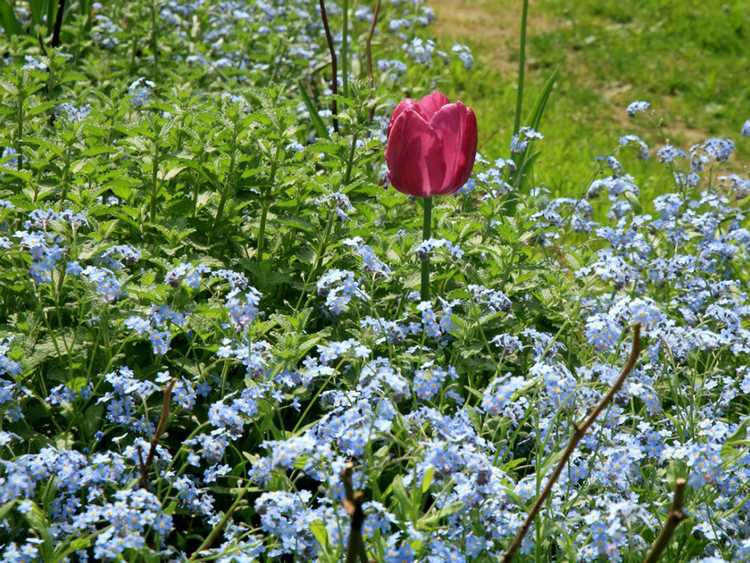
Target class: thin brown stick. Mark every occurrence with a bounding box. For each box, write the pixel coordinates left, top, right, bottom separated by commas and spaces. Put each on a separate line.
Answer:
342, 462, 368, 563
365, 0, 381, 123
139, 378, 176, 490
643, 479, 688, 563
318, 0, 339, 133
502, 324, 642, 563
365, 0, 381, 88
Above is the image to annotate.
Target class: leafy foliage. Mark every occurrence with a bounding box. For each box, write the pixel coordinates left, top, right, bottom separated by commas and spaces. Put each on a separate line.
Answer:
0, 1, 749, 562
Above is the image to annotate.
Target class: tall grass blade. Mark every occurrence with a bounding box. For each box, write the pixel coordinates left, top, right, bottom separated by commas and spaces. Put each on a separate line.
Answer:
0, 1, 22, 35
298, 80, 331, 140
512, 0, 529, 135
512, 67, 558, 191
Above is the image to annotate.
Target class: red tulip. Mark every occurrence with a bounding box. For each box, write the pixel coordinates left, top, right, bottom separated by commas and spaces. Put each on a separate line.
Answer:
385, 91, 478, 197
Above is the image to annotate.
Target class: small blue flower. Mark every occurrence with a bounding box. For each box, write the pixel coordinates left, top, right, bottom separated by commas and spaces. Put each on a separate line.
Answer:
626, 100, 650, 117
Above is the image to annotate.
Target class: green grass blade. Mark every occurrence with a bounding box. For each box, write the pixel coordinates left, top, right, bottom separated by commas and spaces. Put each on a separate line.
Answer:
46, 0, 55, 34
513, 0, 529, 134
0, 0, 22, 35
30, 0, 48, 27
528, 66, 559, 131
298, 80, 331, 139
512, 67, 559, 191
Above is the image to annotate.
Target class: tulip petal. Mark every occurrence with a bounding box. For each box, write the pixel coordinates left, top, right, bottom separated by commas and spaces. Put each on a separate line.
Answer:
430, 102, 478, 194
388, 99, 416, 137
415, 91, 450, 120
385, 108, 446, 197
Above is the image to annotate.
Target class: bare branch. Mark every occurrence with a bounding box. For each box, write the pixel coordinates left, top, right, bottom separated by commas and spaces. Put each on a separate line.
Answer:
643, 479, 688, 563
365, 0, 382, 123
342, 462, 368, 563
139, 378, 176, 490
51, 0, 66, 47
502, 324, 642, 562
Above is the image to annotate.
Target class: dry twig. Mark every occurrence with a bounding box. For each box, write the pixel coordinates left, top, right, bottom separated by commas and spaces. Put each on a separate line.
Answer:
643, 479, 688, 563
138, 378, 176, 490
342, 462, 368, 563
365, 0, 382, 124
502, 324, 642, 562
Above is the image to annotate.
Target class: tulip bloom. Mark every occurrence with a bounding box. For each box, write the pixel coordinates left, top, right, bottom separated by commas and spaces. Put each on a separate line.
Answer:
385, 91, 477, 197
384, 92, 477, 301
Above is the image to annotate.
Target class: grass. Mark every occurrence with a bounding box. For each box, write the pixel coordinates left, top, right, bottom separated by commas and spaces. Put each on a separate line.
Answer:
429, 0, 750, 199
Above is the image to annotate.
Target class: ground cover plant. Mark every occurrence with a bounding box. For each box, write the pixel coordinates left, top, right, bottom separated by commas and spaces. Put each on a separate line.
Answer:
0, 0, 749, 561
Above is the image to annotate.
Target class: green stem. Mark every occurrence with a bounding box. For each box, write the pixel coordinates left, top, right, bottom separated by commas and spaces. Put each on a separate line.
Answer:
257, 202, 269, 262
342, 0, 350, 98
15, 74, 25, 171
149, 134, 160, 224
295, 207, 336, 311
149, 0, 159, 83
213, 117, 241, 233
513, 0, 529, 134
189, 482, 251, 559
256, 143, 283, 261
344, 130, 358, 185
420, 197, 433, 302
60, 142, 71, 201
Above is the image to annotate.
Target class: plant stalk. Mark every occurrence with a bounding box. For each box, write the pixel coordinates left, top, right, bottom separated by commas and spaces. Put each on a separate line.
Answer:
256, 143, 282, 262
366, 0, 382, 122
318, 0, 339, 133
257, 202, 269, 262
420, 197, 433, 302
149, 0, 159, 83
189, 481, 251, 559
643, 479, 688, 563
213, 116, 241, 233
138, 378, 176, 490
343, 463, 368, 563
15, 73, 25, 171
513, 0, 529, 134
149, 134, 160, 224
342, 0, 350, 98
51, 0, 66, 47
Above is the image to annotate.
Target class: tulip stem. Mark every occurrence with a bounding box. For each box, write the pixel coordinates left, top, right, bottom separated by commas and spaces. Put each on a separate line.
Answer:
421, 197, 433, 302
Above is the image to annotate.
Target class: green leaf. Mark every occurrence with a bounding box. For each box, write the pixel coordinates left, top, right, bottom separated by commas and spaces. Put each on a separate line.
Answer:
511, 67, 559, 193
421, 465, 435, 493
162, 165, 186, 181
27, 101, 59, 118
310, 519, 329, 551
55, 537, 92, 560
528, 67, 559, 131
0, 501, 15, 521
30, 0, 48, 27
0, 1, 22, 35
81, 145, 113, 157
23, 502, 53, 557
416, 501, 465, 530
